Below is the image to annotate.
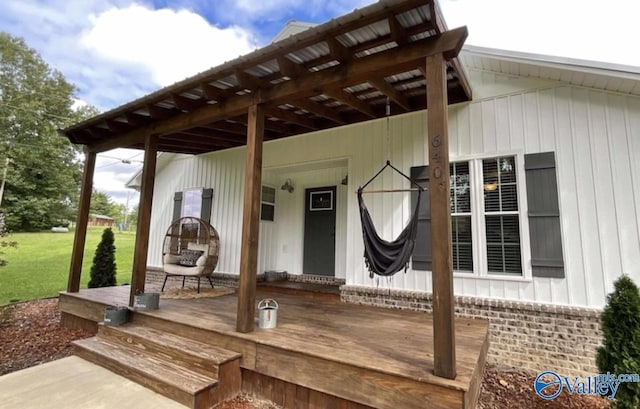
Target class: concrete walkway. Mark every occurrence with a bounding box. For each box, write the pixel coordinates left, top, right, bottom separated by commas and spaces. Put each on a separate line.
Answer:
0, 356, 187, 409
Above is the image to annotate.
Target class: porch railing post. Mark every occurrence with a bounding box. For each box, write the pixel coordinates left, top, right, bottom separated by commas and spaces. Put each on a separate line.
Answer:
236, 100, 264, 333
426, 52, 456, 379
129, 133, 158, 306
67, 147, 96, 292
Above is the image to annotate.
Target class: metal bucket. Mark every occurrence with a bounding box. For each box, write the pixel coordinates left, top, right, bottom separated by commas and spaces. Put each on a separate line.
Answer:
133, 292, 160, 310
258, 298, 279, 329
104, 305, 128, 326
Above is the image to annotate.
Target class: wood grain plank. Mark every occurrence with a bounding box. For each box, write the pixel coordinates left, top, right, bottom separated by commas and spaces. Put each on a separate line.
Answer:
130, 134, 159, 305
74, 337, 216, 408
59, 293, 110, 322
284, 380, 297, 409
295, 385, 309, 409
98, 323, 240, 378
64, 286, 488, 409
426, 52, 456, 379
255, 344, 463, 409
60, 312, 98, 333
131, 312, 258, 370
272, 378, 286, 407
237, 102, 264, 333
67, 149, 95, 292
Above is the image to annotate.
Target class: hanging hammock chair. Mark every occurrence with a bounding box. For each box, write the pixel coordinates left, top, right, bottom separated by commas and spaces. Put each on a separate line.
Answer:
161, 217, 220, 292
357, 161, 424, 278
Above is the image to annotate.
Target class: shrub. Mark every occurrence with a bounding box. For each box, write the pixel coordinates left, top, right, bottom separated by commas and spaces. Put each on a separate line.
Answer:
88, 228, 117, 288
597, 275, 640, 409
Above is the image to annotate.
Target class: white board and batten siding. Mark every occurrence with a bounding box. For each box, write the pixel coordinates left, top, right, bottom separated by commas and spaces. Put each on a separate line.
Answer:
148, 66, 640, 309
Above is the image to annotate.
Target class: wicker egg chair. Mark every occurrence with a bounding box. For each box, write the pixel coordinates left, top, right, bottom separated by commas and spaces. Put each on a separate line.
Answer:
161, 217, 220, 293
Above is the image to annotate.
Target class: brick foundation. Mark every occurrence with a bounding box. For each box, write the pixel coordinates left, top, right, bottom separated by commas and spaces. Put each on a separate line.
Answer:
145, 269, 344, 290
145, 269, 251, 290
340, 285, 602, 376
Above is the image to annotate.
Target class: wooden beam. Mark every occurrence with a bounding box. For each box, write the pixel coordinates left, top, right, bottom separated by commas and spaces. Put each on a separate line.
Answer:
88, 27, 468, 153
292, 99, 345, 124
105, 119, 132, 133
324, 87, 377, 119
261, 27, 468, 105
171, 94, 205, 112
264, 106, 318, 130
125, 112, 152, 127
67, 148, 96, 292
129, 133, 158, 306
388, 14, 410, 45
368, 77, 411, 111
202, 121, 248, 136
159, 133, 236, 150
276, 56, 307, 79
88, 95, 252, 153
327, 37, 350, 63
201, 83, 234, 102
235, 70, 266, 90
236, 101, 265, 333
146, 104, 175, 119
87, 126, 112, 139
426, 53, 456, 380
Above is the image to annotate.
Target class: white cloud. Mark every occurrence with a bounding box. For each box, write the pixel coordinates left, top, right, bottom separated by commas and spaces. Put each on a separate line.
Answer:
81, 4, 255, 86
215, 0, 373, 20
94, 148, 142, 208
440, 0, 640, 67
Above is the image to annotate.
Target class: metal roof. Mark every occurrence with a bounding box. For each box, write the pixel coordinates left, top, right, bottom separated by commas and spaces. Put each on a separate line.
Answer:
61, 0, 471, 155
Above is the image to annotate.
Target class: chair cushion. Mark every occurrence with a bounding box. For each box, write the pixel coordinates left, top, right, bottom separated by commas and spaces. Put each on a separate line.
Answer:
163, 253, 180, 265
178, 249, 204, 267
188, 242, 208, 253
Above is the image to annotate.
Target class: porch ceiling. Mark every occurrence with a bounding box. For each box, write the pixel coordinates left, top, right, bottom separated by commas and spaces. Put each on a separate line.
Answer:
61, 0, 471, 155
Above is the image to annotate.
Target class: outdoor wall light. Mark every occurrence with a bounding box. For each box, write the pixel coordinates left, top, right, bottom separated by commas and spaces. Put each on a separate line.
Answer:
281, 179, 294, 193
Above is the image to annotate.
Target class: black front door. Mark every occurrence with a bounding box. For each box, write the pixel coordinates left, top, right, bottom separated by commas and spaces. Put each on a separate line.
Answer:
303, 186, 336, 276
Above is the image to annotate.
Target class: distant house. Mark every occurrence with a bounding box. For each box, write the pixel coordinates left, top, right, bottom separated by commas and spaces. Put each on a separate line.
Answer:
90, 214, 114, 227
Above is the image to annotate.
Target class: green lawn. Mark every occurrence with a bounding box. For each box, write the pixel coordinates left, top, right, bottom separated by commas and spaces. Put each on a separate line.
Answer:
0, 227, 136, 305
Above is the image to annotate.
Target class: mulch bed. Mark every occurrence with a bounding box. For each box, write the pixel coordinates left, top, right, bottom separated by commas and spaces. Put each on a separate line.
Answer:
0, 298, 611, 409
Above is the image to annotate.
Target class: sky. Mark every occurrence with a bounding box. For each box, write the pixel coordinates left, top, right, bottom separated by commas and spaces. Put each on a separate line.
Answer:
1, 0, 639, 209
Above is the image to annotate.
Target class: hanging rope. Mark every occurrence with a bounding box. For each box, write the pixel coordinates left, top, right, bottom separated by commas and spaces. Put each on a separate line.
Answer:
357, 161, 424, 278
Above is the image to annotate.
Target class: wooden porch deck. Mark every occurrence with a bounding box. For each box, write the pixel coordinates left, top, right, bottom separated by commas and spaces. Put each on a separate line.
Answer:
59, 286, 488, 409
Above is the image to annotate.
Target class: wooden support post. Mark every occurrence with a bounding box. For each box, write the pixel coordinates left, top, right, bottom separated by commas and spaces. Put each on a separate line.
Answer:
129, 134, 158, 306
236, 101, 265, 333
67, 148, 96, 292
426, 53, 456, 379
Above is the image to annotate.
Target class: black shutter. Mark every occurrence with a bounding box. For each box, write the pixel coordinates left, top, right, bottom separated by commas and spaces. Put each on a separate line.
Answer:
525, 152, 565, 278
410, 166, 431, 271
172, 191, 183, 221
200, 188, 214, 223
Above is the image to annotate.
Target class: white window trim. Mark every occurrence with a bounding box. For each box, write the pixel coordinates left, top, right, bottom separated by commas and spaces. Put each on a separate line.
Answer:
181, 188, 203, 219
261, 184, 276, 222
451, 150, 532, 282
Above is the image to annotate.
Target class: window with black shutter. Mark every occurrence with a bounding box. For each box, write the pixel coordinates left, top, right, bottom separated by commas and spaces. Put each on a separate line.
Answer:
172, 188, 214, 224
411, 152, 564, 279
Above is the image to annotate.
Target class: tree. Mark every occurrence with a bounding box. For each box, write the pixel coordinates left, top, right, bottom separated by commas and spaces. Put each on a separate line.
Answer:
0, 210, 17, 267
597, 275, 640, 409
88, 228, 117, 288
90, 190, 121, 219
0, 32, 98, 231
127, 204, 139, 230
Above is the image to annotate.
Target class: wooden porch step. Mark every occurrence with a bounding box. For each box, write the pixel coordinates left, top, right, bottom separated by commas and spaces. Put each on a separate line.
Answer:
257, 281, 341, 301
98, 323, 241, 378
73, 337, 216, 409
